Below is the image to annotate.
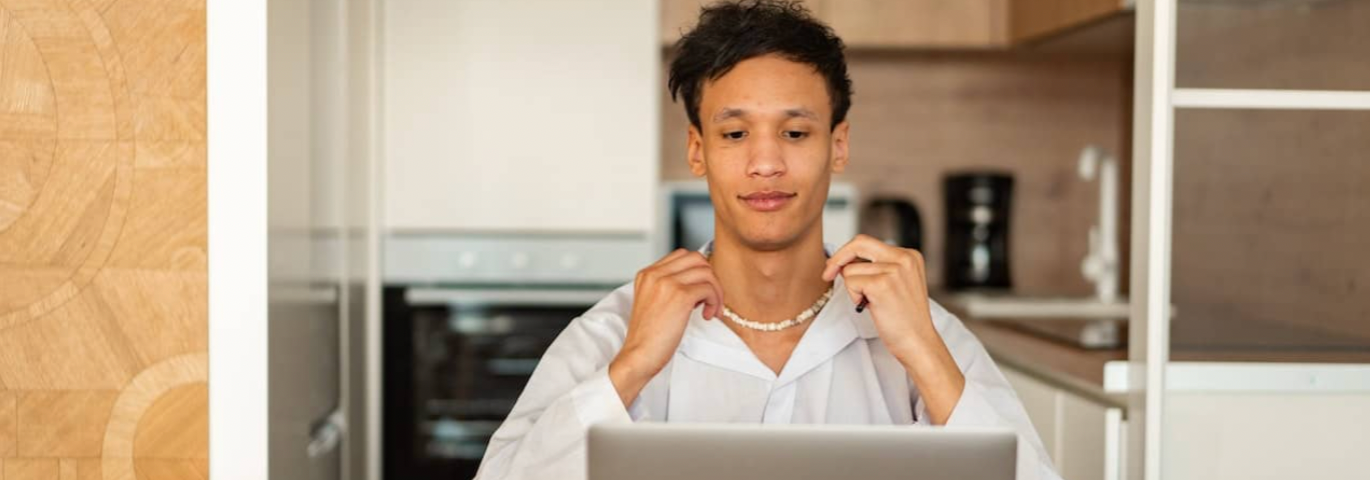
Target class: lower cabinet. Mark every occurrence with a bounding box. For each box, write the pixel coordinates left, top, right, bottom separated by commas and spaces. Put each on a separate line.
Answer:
1001, 366, 1126, 480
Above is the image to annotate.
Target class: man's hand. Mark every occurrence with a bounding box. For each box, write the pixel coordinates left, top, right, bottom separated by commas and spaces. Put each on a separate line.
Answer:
821, 234, 966, 425
608, 249, 724, 407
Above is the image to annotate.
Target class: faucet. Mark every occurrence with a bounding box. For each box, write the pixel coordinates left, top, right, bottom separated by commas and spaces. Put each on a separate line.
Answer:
1078, 146, 1120, 304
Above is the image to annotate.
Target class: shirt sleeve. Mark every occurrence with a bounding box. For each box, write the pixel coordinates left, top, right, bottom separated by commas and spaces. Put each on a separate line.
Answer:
912, 301, 1065, 480
473, 310, 634, 480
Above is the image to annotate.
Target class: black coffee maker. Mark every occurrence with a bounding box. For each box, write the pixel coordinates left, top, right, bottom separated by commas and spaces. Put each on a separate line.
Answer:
943, 172, 1013, 291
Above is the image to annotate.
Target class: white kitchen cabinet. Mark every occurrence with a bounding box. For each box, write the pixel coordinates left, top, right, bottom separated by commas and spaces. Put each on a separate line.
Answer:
1002, 365, 1125, 480
383, 0, 659, 233
1059, 390, 1116, 480
1162, 389, 1370, 480
1002, 366, 1059, 457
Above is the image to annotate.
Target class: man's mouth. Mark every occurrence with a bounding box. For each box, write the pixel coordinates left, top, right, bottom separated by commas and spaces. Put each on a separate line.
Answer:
739, 191, 797, 212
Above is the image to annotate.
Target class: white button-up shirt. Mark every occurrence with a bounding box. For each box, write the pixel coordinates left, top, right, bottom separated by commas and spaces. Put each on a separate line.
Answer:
475, 242, 1062, 480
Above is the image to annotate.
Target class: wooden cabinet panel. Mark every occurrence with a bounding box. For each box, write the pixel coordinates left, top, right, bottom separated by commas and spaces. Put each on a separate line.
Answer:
0, 392, 13, 457
1010, 0, 1123, 43
825, 0, 1005, 48
663, 0, 1003, 49
662, 0, 1128, 50
661, 0, 705, 45
662, 0, 828, 45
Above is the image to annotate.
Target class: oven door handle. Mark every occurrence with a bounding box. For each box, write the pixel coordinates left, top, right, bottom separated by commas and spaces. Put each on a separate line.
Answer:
306, 407, 347, 458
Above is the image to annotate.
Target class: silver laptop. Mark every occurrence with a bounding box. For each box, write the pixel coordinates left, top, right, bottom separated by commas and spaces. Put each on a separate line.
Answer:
588, 422, 1017, 480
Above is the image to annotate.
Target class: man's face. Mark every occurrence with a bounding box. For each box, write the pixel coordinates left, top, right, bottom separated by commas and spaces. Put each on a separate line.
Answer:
688, 53, 850, 252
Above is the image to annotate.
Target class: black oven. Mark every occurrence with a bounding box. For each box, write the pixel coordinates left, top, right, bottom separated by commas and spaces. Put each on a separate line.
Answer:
383, 285, 608, 479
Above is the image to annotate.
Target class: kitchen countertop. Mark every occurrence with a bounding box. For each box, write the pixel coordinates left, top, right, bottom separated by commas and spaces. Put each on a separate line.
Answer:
962, 319, 1370, 408
964, 320, 1129, 406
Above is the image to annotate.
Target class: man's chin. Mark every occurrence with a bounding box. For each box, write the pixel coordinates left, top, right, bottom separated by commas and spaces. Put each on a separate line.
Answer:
735, 231, 804, 253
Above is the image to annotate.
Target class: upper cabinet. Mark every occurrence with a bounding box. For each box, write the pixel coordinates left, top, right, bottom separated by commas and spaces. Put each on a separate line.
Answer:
662, 0, 1131, 49
827, 0, 1006, 48
384, 0, 659, 234
1009, 0, 1131, 44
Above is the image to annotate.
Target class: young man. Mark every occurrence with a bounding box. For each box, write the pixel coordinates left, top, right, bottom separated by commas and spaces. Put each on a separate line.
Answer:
475, 2, 1061, 479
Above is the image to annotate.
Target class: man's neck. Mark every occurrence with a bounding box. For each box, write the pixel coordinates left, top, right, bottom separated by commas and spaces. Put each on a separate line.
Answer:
707, 228, 833, 327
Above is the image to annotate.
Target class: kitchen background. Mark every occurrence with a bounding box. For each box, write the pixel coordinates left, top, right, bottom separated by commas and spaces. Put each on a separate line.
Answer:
373, 1, 1370, 480
1, 1, 1367, 480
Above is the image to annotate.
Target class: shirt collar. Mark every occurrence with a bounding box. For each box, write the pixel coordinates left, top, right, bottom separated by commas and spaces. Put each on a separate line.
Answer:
694, 239, 879, 340
678, 239, 880, 384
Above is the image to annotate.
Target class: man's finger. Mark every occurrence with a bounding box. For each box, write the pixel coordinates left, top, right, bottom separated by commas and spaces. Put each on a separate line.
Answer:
841, 270, 873, 309
681, 282, 722, 322
657, 250, 711, 277
823, 235, 892, 281
836, 261, 895, 277
672, 265, 725, 320
841, 269, 897, 309
654, 248, 693, 267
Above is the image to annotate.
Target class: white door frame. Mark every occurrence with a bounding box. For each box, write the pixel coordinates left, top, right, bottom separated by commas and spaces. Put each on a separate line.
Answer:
208, 0, 271, 478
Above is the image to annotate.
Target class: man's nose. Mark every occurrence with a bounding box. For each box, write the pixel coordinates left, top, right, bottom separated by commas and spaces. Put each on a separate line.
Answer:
746, 134, 787, 178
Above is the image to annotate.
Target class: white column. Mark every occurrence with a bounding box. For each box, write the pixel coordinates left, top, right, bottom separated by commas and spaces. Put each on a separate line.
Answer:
208, 0, 271, 478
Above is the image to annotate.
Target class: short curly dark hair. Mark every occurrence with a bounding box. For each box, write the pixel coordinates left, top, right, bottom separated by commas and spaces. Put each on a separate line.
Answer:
667, 0, 853, 131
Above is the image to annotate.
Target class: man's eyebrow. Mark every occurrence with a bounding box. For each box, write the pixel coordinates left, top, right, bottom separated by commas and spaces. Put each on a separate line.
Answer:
711, 107, 818, 122
713, 108, 746, 122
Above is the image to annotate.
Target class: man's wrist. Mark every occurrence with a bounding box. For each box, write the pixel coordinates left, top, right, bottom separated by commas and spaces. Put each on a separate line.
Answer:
607, 352, 651, 407
887, 318, 942, 366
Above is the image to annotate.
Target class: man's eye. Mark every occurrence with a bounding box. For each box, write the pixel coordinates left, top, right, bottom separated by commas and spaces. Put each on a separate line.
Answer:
723, 131, 747, 140
784, 130, 809, 139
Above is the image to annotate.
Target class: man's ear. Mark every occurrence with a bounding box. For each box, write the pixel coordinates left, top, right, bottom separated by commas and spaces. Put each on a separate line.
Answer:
687, 125, 707, 177
830, 120, 851, 174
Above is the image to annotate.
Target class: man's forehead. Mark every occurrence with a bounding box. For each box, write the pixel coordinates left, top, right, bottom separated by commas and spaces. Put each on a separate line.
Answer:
696, 54, 832, 122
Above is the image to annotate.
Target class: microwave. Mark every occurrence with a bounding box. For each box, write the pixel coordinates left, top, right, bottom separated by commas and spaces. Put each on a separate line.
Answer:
657, 181, 860, 255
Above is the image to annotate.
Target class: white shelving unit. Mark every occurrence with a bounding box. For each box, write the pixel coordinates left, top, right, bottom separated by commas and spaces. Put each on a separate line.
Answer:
1131, 1, 1370, 479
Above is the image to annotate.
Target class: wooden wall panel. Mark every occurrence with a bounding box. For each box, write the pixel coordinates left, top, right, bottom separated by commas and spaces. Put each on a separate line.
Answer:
0, 392, 13, 457
0, 0, 206, 478
1169, 3, 1370, 347
4, 459, 58, 480
1172, 109, 1370, 346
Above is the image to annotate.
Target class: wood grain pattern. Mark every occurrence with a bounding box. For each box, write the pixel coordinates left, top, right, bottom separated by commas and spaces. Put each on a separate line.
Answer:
0, 0, 205, 478
126, 460, 204, 480
1172, 109, 1370, 346
662, 0, 1010, 49
101, 354, 207, 480
17, 391, 118, 457
1175, 0, 1370, 91
0, 392, 13, 457
661, 0, 828, 45
132, 384, 205, 459
58, 459, 100, 480
825, 0, 1006, 48
4, 459, 56, 480
1010, 0, 1121, 44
